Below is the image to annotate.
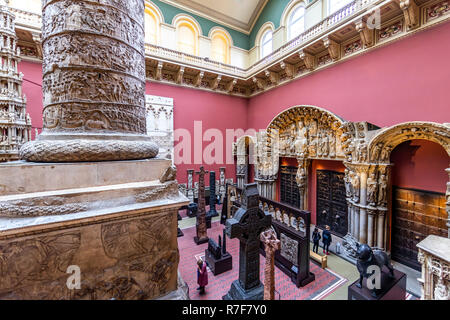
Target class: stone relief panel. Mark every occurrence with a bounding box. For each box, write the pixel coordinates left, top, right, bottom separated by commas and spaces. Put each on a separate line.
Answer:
0, 210, 179, 300
0, 232, 81, 291
280, 232, 298, 266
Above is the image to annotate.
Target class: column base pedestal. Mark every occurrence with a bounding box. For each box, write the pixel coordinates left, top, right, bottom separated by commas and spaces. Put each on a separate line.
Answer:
222, 280, 264, 300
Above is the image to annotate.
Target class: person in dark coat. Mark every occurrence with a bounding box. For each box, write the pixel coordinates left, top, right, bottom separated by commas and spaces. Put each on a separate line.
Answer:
197, 258, 208, 294
312, 227, 321, 253
322, 225, 332, 255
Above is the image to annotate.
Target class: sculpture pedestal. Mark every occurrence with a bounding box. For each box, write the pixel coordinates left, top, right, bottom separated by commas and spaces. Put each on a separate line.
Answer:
348, 269, 407, 300
205, 250, 233, 276
194, 235, 209, 245
222, 280, 264, 300
0, 159, 189, 300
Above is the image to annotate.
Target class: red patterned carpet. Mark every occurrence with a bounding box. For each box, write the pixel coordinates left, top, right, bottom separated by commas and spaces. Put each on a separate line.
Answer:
178, 221, 346, 300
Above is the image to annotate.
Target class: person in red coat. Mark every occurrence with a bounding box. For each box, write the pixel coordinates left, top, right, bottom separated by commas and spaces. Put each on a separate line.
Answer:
197, 258, 208, 295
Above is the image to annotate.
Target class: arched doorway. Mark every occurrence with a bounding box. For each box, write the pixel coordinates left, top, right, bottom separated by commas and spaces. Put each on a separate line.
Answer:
368, 122, 450, 260
234, 135, 256, 188
390, 139, 448, 270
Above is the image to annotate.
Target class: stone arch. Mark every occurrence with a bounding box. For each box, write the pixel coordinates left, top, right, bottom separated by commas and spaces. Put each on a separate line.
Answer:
368, 121, 450, 245
255, 105, 357, 203
368, 121, 450, 163
265, 105, 354, 166
234, 135, 256, 188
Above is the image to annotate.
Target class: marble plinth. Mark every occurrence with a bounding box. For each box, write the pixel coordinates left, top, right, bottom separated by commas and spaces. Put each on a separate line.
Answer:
0, 159, 189, 300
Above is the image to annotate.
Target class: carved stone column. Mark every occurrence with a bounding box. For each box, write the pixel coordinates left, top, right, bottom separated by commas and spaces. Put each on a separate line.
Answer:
296, 158, 310, 210
377, 211, 386, 250
367, 209, 376, 247
20, 0, 158, 162
417, 235, 450, 300
358, 168, 368, 243
260, 229, 280, 300
187, 169, 194, 203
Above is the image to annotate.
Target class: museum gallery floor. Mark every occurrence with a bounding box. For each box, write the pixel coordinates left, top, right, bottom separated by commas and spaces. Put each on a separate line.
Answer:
181, 221, 341, 300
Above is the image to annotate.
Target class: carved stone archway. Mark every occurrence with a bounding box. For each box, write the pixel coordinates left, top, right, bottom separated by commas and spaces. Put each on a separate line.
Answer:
255, 105, 374, 206
233, 135, 256, 188
368, 121, 450, 244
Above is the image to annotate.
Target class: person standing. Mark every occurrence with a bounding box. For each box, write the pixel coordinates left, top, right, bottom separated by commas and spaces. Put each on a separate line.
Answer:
197, 258, 208, 295
322, 225, 332, 255
312, 227, 321, 254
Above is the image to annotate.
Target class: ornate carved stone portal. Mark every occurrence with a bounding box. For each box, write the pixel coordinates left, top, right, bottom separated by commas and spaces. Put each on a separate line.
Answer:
19, 0, 158, 162
244, 106, 450, 260
0, 2, 32, 161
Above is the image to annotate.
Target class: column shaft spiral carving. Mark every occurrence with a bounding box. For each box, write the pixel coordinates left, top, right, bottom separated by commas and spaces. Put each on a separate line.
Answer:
20, 0, 158, 162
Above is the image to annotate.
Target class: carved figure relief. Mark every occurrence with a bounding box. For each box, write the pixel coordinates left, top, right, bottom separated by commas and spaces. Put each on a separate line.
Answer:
280, 233, 298, 266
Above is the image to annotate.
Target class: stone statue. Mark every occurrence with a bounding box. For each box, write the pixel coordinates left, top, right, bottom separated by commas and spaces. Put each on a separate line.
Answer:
377, 174, 388, 207
308, 121, 318, 157
344, 168, 352, 198
321, 132, 329, 157
295, 166, 307, 190
366, 173, 378, 206
356, 244, 395, 297
293, 121, 308, 157
357, 139, 367, 162
351, 171, 360, 202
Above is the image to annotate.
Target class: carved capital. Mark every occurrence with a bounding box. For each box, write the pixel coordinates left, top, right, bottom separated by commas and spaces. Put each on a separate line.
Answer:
176, 67, 184, 84
252, 77, 266, 90
226, 79, 237, 93
31, 32, 43, 59
323, 37, 341, 61
264, 70, 279, 85
395, 0, 420, 30
194, 71, 204, 87
299, 50, 315, 71
155, 62, 163, 80
211, 75, 222, 90
355, 19, 375, 48
280, 61, 296, 79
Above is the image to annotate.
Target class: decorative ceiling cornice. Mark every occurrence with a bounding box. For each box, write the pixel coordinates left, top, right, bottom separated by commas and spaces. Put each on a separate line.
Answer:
13, 0, 450, 98
158, 0, 269, 34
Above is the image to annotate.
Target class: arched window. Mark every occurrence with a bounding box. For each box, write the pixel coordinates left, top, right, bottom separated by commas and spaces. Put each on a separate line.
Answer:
328, 0, 353, 15
174, 16, 200, 55
287, 5, 305, 41
260, 30, 273, 58
210, 29, 231, 64
144, 3, 163, 45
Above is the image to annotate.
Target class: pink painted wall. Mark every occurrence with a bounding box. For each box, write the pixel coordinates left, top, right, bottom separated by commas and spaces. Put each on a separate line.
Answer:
247, 21, 450, 131
19, 60, 43, 140
146, 82, 248, 185
391, 139, 448, 194
17, 21, 450, 190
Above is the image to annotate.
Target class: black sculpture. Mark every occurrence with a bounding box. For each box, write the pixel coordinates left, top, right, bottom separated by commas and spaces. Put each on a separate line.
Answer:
187, 202, 198, 218
207, 238, 222, 260
205, 228, 232, 276
207, 171, 218, 217
356, 244, 395, 297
